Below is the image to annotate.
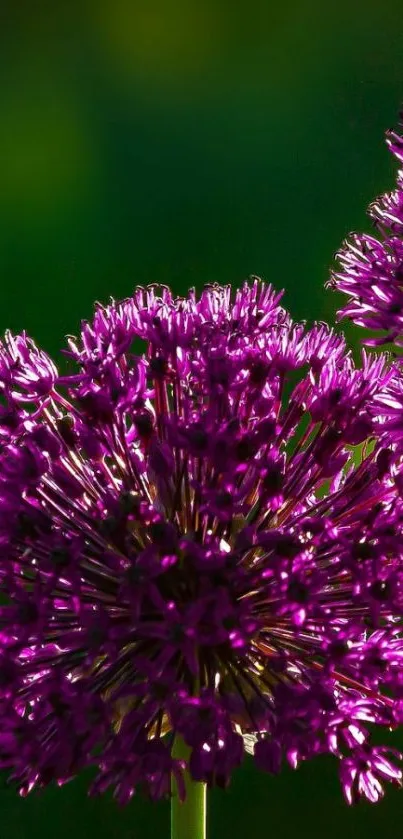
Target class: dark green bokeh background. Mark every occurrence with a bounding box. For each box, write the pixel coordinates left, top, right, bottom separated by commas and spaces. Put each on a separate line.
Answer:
1, 2, 403, 836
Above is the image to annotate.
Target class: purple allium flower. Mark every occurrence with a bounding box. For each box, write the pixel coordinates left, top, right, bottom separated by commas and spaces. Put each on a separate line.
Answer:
0, 279, 403, 806
329, 114, 403, 346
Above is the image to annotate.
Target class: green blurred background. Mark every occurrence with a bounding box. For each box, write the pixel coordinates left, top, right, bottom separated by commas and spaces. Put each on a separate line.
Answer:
0, 1, 403, 836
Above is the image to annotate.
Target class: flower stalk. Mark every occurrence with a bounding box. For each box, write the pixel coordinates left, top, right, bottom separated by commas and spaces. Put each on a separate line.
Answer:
171, 737, 206, 839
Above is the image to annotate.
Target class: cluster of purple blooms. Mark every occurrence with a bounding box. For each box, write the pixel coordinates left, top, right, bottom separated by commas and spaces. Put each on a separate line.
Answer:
2, 121, 403, 810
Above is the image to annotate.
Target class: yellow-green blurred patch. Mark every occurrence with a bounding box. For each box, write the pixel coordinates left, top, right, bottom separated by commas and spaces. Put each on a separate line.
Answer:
0, 79, 97, 222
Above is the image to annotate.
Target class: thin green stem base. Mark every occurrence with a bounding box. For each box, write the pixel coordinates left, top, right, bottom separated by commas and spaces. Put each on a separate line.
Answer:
171, 737, 206, 839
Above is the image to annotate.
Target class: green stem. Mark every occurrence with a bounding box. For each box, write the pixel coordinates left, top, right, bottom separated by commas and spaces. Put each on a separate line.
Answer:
171, 737, 206, 839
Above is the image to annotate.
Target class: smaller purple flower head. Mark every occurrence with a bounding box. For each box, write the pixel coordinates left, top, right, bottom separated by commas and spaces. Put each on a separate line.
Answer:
328, 113, 403, 347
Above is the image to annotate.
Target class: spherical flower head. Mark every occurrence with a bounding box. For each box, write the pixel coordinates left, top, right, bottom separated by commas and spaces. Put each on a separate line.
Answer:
0, 278, 402, 806
328, 113, 403, 347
